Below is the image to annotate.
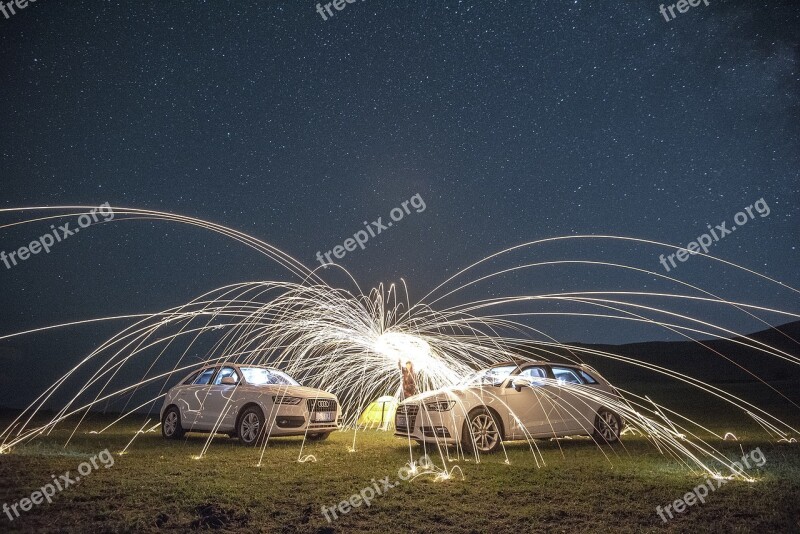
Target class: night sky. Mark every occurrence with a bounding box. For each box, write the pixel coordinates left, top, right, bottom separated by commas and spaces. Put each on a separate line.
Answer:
0, 1, 798, 406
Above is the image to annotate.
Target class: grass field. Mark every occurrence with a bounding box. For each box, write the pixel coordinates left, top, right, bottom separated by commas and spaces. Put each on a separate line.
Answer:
1, 384, 799, 533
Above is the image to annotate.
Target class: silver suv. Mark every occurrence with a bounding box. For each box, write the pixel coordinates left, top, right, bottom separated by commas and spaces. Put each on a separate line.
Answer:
161, 364, 341, 445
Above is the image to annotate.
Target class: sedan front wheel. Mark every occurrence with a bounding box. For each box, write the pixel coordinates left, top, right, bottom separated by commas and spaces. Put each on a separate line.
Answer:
462, 408, 502, 454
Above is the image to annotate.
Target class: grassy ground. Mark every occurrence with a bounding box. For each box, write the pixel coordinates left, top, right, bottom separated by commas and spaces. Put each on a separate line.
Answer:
0, 394, 799, 533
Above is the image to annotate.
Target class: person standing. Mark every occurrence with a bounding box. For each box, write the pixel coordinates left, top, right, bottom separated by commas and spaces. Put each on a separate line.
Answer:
398, 360, 418, 399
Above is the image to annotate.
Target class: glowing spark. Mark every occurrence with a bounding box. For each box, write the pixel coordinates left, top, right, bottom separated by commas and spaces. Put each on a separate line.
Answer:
119, 419, 151, 456
0, 206, 796, 482
434, 466, 465, 482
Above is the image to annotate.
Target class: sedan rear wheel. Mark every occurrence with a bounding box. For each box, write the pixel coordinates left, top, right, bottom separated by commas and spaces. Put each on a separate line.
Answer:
238, 406, 266, 446
593, 408, 621, 443
462, 408, 502, 454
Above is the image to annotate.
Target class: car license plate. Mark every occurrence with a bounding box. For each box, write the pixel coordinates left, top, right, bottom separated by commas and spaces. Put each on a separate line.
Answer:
313, 411, 335, 422
396, 415, 407, 427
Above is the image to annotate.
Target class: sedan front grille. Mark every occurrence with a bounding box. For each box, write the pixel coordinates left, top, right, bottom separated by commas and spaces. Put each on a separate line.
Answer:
395, 404, 419, 433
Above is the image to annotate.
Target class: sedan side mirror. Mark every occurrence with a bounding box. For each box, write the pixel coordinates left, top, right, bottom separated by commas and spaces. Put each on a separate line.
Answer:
512, 377, 531, 392
221, 376, 237, 386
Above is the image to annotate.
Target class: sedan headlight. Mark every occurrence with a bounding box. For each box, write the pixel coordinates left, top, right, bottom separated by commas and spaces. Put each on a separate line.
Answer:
272, 395, 302, 405
424, 400, 455, 412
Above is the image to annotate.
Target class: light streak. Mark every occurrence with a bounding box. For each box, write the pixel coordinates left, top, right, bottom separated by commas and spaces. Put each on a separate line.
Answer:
0, 206, 797, 481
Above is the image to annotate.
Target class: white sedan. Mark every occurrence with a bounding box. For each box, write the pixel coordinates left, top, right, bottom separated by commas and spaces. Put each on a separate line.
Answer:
395, 361, 623, 453
160, 364, 341, 445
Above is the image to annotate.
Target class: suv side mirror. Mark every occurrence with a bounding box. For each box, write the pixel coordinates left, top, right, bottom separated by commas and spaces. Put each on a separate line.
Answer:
512, 377, 531, 392
221, 376, 237, 386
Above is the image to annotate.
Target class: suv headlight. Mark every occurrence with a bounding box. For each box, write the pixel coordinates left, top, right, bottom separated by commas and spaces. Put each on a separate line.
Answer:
272, 395, 302, 405
424, 400, 455, 411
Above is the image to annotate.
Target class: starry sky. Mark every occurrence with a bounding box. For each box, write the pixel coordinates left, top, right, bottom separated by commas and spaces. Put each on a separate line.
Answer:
0, 1, 798, 403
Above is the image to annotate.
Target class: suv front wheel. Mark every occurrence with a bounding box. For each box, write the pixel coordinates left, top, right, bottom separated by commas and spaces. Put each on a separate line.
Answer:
238, 406, 266, 446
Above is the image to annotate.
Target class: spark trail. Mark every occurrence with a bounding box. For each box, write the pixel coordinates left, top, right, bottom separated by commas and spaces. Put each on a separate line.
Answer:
0, 205, 797, 481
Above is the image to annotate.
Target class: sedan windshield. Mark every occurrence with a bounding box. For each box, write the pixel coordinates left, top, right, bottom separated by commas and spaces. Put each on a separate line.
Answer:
461, 365, 518, 387
240, 367, 300, 386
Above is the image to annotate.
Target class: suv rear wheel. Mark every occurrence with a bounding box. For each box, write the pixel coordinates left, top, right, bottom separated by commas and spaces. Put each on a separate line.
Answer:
162, 407, 184, 439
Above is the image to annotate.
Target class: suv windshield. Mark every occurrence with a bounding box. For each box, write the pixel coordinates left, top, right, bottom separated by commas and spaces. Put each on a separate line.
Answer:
240, 367, 300, 386
461, 365, 518, 387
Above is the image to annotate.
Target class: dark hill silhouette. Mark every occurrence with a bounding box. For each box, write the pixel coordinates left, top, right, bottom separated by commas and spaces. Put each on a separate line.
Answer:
514, 321, 800, 385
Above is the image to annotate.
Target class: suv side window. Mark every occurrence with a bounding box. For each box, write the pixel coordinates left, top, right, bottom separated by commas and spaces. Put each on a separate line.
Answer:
193, 368, 216, 385
213, 366, 239, 385
182, 370, 201, 385
551, 367, 584, 385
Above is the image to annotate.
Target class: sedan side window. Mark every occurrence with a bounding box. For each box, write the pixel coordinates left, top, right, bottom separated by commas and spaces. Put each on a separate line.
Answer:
519, 367, 548, 385
193, 368, 216, 385
552, 367, 584, 385
213, 366, 239, 385
579, 370, 598, 384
